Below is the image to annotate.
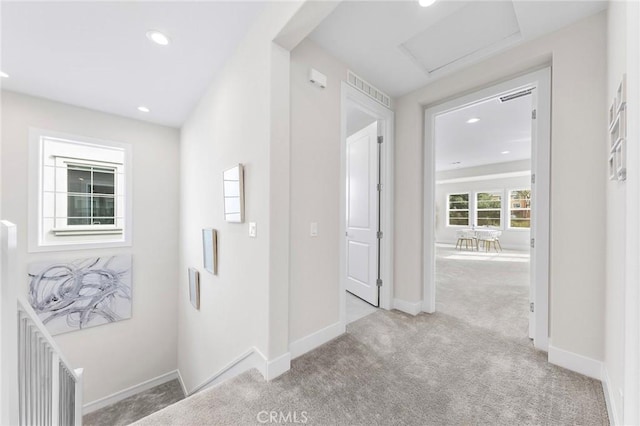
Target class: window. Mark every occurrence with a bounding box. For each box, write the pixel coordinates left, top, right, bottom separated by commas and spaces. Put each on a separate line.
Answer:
29, 129, 131, 251
475, 191, 502, 228
509, 189, 531, 229
447, 193, 469, 226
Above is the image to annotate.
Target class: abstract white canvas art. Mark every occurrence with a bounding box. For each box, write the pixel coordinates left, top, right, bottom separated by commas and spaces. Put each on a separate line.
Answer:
28, 255, 132, 335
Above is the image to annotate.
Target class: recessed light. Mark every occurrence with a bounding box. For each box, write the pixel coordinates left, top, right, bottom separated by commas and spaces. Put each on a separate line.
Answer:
501, 150, 510, 154
466, 118, 480, 124
0, 71, 9, 78
418, 0, 437, 7
146, 30, 170, 46
137, 106, 150, 113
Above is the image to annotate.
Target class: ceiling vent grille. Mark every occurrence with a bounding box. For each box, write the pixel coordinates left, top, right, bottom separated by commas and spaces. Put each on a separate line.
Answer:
347, 71, 391, 108
499, 88, 533, 103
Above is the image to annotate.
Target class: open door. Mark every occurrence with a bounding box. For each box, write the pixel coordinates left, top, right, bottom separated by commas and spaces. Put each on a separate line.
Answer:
345, 121, 380, 306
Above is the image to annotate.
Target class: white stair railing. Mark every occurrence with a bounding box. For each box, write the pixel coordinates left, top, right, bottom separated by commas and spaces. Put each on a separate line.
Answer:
2, 221, 83, 426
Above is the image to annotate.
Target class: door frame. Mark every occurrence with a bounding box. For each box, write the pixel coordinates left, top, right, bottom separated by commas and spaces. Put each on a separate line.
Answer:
340, 82, 395, 327
422, 68, 551, 352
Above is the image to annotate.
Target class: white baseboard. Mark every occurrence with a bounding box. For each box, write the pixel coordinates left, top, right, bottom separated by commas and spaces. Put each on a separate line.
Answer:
289, 321, 344, 359
186, 349, 264, 395
601, 365, 621, 425
548, 342, 602, 380
393, 298, 422, 316
83, 370, 179, 414
183, 347, 292, 396
261, 350, 291, 381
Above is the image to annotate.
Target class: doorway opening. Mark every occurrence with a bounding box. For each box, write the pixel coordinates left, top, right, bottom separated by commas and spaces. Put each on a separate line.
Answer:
340, 82, 394, 327
423, 69, 550, 351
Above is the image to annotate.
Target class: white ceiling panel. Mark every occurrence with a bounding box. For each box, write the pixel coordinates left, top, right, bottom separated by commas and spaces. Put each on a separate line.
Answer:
401, 1, 521, 75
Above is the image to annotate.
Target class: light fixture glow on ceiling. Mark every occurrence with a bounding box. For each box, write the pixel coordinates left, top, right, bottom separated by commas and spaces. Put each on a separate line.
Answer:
501, 151, 510, 154
466, 118, 480, 124
418, 0, 437, 7
0, 71, 9, 78
137, 106, 150, 113
146, 30, 170, 46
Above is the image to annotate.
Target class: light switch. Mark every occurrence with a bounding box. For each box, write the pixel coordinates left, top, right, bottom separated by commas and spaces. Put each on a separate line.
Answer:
310, 222, 318, 237
249, 222, 257, 238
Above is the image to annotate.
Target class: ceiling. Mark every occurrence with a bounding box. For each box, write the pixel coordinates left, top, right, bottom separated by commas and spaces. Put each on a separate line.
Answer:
435, 91, 532, 172
0, 2, 265, 128
310, 0, 608, 98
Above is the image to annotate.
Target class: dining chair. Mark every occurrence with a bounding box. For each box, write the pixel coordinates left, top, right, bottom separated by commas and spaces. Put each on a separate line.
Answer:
455, 229, 476, 250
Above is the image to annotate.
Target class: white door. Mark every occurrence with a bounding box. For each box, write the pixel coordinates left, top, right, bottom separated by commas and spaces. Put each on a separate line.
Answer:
345, 122, 380, 306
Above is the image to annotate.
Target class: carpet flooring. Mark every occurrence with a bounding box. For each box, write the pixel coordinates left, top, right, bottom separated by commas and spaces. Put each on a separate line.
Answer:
83, 379, 185, 426
131, 245, 608, 425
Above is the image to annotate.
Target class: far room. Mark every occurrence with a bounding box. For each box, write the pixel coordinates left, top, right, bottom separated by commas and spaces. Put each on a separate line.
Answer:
431, 84, 534, 342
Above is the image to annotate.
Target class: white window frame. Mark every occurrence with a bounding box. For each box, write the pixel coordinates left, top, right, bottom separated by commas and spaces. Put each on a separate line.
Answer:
474, 190, 503, 229
507, 188, 532, 230
446, 192, 470, 227
28, 128, 133, 252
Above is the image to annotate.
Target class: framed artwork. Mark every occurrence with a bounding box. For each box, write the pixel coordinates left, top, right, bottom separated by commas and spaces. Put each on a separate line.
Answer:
28, 255, 132, 335
202, 228, 218, 275
223, 164, 245, 223
189, 267, 200, 310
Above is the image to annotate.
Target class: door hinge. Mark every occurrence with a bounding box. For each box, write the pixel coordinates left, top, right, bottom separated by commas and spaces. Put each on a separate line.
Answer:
530, 302, 535, 313
530, 238, 535, 248
377, 183, 382, 191
377, 231, 383, 239
531, 109, 537, 120
376, 278, 383, 287
377, 136, 383, 144
531, 173, 536, 184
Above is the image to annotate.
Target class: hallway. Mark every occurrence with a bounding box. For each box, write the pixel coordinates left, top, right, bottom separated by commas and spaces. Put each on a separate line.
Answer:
134, 249, 607, 425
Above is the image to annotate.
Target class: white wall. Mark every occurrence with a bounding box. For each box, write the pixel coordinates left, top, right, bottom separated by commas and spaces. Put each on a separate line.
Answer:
289, 39, 349, 343
435, 171, 531, 250
395, 13, 607, 361
0, 91, 180, 405
605, 2, 640, 424
176, 2, 306, 392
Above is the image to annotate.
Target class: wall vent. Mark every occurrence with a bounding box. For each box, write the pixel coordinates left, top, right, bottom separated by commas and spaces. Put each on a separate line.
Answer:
347, 71, 391, 108
499, 88, 533, 103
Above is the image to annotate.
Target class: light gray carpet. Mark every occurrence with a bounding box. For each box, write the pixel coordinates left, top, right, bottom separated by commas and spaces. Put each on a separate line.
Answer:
83, 379, 184, 426
133, 246, 607, 425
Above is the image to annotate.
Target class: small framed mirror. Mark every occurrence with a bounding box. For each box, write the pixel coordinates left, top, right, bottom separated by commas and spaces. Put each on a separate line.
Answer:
202, 228, 218, 275
223, 164, 245, 223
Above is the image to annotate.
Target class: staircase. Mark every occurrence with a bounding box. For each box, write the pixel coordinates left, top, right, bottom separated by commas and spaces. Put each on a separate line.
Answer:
1, 221, 84, 426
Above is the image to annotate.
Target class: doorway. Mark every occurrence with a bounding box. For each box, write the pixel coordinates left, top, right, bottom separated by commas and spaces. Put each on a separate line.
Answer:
423, 69, 551, 351
340, 82, 394, 327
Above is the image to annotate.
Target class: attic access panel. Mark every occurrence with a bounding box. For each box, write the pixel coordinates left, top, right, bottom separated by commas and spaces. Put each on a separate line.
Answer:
400, 1, 521, 76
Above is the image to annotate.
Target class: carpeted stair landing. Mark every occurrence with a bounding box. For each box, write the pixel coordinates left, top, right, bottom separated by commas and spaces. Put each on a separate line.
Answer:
133, 248, 608, 425
133, 311, 607, 425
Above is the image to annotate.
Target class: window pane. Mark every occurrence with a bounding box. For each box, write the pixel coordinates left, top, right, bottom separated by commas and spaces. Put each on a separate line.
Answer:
92, 170, 115, 195
92, 196, 115, 219
68, 167, 91, 194
68, 195, 91, 219
510, 219, 531, 228
449, 218, 469, 226
510, 210, 531, 219
477, 192, 502, 209
67, 218, 92, 225
448, 193, 469, 209
477, 218, 501, 227
449, 211, 469, 219
478, 210, 501, 219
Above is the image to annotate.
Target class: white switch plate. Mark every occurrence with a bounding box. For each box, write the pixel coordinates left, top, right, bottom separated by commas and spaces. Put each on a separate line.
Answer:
249, 222, 257, 238
310, 222, 318, 237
